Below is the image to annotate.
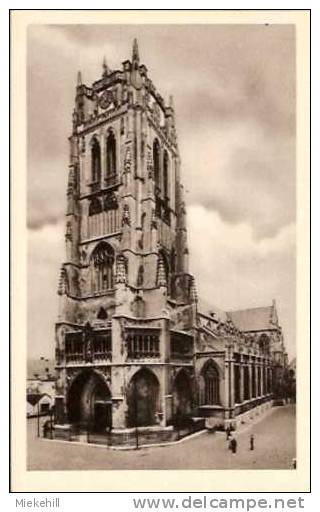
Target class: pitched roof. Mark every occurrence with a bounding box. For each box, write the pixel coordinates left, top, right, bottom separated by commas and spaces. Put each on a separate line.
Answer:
227, 306, 277, 332
26, 393, 50, 406
197, 298, 228, 323
197, 298, 279, 333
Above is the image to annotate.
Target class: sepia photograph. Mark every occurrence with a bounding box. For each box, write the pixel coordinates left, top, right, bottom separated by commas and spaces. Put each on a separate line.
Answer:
11, 9, 310, 492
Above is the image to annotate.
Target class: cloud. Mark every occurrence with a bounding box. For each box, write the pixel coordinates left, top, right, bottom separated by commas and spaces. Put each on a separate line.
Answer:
28, 24, 295, 238
188, 205, 296, 356
181, 121, 295, 239
28, 222, 65, 358
27, 24, 296, 359
27, 158, 67, 229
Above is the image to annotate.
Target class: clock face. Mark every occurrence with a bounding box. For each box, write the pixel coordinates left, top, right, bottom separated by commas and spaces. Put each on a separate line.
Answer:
99, 89, 114, 109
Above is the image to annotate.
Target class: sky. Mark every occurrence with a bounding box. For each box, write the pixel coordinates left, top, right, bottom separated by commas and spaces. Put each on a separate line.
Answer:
27, 23, 296, 360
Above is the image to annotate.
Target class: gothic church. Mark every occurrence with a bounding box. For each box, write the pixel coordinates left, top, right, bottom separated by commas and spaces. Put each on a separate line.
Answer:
54, 40, 288, 445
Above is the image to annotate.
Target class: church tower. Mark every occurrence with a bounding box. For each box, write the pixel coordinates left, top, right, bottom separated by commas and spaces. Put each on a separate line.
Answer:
54, 40, 197, 441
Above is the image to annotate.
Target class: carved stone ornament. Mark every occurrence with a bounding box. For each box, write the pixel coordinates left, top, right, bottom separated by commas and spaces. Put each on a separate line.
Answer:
58, 266, 68, 295
116, 255, 127, 284
83, 321, 93, 363
67, 167, 75, 194
137, 265, 144, 288
157, 255, 167, 287
153, 102, 161, 124
190, 276, 198, 304
65, 221, 72, 241
122, 204, 131, 226
98, 89, 114, 109
147, 148, 153, 178
124, 147, 132, 173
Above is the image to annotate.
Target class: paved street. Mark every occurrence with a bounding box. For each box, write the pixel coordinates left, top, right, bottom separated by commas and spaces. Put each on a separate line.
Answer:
27, 405, 295, 470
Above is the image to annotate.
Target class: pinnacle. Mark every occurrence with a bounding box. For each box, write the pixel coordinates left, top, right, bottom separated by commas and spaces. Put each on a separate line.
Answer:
102, 55, 109, 76
132, 38, 139, 62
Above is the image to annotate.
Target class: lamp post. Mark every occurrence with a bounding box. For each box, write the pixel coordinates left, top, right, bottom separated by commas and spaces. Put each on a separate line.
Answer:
37, 400, 40, 437
134, 380, 139, 450
87, 419, 91, 444
49, 405, 54, 439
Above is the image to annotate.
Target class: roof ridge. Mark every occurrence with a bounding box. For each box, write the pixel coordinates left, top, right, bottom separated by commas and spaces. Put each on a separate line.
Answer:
228, 305, 272, 314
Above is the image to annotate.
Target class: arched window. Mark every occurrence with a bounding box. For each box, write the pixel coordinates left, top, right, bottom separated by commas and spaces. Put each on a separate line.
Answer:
163, 150, 169, 199
259, 334, 270, 355
91, 243, 114, 293
202, 361, 220, 405
91, 136, 101, 183
153, 138, 161, 190
106, 130, 117, 179
88, 197, 102, 216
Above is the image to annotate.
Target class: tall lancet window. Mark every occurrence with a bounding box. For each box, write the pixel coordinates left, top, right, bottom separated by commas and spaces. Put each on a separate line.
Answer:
201, 361, 220, 405
91, 242, 115, 293
153, 138, 161, 192
106, 130, 117, 183
163, 150, 169, 200
91, 136, 101, 183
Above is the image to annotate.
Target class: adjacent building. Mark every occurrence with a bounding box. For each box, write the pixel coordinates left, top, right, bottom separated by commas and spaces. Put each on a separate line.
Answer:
27, 358, 55, 417
53, 40, 288, 445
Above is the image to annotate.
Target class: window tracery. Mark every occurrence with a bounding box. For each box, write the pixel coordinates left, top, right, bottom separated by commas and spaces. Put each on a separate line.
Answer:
91, 243, 115, 293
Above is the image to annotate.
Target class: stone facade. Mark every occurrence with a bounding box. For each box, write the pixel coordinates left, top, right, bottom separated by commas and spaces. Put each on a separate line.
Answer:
54, 40, 288, 443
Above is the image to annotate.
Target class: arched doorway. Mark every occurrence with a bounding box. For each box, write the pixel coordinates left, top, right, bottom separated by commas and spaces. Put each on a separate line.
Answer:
67, 370, 112, 432
172, 370, 193, 419
127, 369, 160, 427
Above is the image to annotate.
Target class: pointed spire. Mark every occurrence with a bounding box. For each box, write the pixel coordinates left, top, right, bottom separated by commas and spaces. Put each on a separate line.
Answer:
102, 55, 109, 77
77, 70, 82, 86
132, 38, 140, 63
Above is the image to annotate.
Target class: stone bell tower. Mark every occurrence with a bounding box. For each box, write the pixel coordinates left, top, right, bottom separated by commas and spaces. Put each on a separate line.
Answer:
54, 40, 197, 443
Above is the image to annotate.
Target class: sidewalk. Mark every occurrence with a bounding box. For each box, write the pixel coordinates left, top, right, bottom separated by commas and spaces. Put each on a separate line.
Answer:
27, 405, 295, 470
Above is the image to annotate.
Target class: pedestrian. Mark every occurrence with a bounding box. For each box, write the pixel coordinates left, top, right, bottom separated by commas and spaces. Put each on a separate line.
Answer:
226, 425, 231, 441
229, 434, 237, 455
250, 434, 255, 451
